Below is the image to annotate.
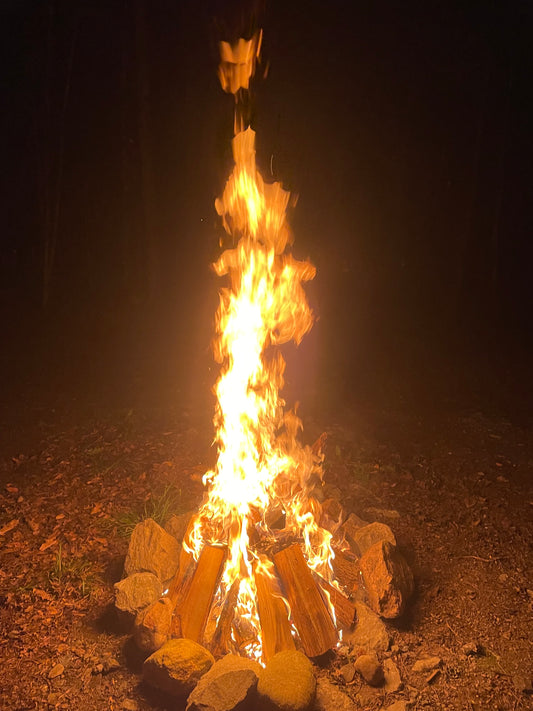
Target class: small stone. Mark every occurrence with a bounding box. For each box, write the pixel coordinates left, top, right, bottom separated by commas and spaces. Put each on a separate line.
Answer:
124, 518, 180, 585
359, 541, 414, 618
48, 663, 64, 679
134, 597, 173, 653
258, 650, 316, 711
186, 654, 262, 711
354, 654, 384, 687
314, 677, 354, 711
345, 602, 390, 653
114, 572, 162, 627
339, 662, 355, 683
383, 658, 402, 692
102, 656, 121, 673
385, 702, 410, 711
143, 638, 214, 697
460, 641, 480, 656
165, 511, 194, 542
412, 657, 441, 673
513, 675, 533, 694
122, 700, 139, 711
352, 522, 396, 556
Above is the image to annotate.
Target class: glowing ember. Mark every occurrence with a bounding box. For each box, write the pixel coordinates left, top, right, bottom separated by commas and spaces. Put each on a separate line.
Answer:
185, 30, 336, 662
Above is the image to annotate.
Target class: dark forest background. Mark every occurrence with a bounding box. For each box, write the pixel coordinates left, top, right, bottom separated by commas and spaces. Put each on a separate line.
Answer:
1, 0, 532, 419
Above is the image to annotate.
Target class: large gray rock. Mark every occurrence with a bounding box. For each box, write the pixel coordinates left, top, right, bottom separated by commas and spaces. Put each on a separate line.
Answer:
143, 638, 214, 697
125, 518, 180, 585
186, 654, 262, 711
258, 650, 316, 711
352, 522, 396, 556
134, 597, 173, 653
345, 602, 390, 653
114, 572, 162, 626
359, 541, 414, 618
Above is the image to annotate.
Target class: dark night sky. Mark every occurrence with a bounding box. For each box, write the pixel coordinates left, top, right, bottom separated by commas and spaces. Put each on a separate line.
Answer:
1, 0, 532, 411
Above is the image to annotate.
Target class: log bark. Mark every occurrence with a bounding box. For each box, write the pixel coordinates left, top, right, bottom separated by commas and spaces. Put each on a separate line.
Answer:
274, 544, 337, 657
165, 516, 197, 637
315, 575, 355, 630
254, 561, 295, 662
174, 545, 226, 643
210, 578, 240, 657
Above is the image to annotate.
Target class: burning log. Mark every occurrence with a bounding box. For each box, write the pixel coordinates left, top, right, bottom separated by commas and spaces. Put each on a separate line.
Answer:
254, 560, 295, 662
274, 544, 337, 657
210, 578, 240, 657
164, 517, 197, 638
174, 545, 226, 644
315, 575, 356, 630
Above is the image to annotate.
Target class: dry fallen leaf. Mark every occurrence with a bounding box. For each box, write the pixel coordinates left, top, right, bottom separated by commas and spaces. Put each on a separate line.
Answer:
33, 588, 53, 601
5, 484, 19, 494
0, 519, 19, 536
25, 518, 40, 535
91, 536, 108, 546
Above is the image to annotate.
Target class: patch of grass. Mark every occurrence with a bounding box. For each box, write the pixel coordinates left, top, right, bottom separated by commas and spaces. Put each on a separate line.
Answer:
110, 485, 184, 539
48, 544, 101, 597
475, 648, 510, 676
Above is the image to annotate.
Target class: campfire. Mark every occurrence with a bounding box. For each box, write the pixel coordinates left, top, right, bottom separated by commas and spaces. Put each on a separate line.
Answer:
169, 28, 342, 663
114, 27, 414, 708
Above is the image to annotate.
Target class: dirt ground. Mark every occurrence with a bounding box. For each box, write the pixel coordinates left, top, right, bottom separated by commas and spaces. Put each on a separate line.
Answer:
0, 342, 532, 711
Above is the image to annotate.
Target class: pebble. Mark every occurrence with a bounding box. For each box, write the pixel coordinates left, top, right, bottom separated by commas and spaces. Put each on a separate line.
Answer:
354, 653, 384, 687
383, 658, 402, 692
314, 677, 355, 711
412, 657, 441, 673
48, 663, 64, 679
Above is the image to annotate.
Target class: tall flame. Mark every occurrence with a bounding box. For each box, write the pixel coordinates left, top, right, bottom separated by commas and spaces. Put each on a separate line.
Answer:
187, 31, 335, 661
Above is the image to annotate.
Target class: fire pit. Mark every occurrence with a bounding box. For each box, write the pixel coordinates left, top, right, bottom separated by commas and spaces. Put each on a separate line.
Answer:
114, 28, 414, 709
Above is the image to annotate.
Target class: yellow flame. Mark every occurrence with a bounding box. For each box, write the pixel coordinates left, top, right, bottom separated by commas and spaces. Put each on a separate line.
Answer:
189, 33, 336, 661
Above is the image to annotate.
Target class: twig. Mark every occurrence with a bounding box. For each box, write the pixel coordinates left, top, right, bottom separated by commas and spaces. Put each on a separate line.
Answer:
458, 555, 506, 563
446, 621, 460, 639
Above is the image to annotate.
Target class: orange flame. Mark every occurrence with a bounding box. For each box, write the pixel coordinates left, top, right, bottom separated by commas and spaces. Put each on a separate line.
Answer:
188, 32, 335, 661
